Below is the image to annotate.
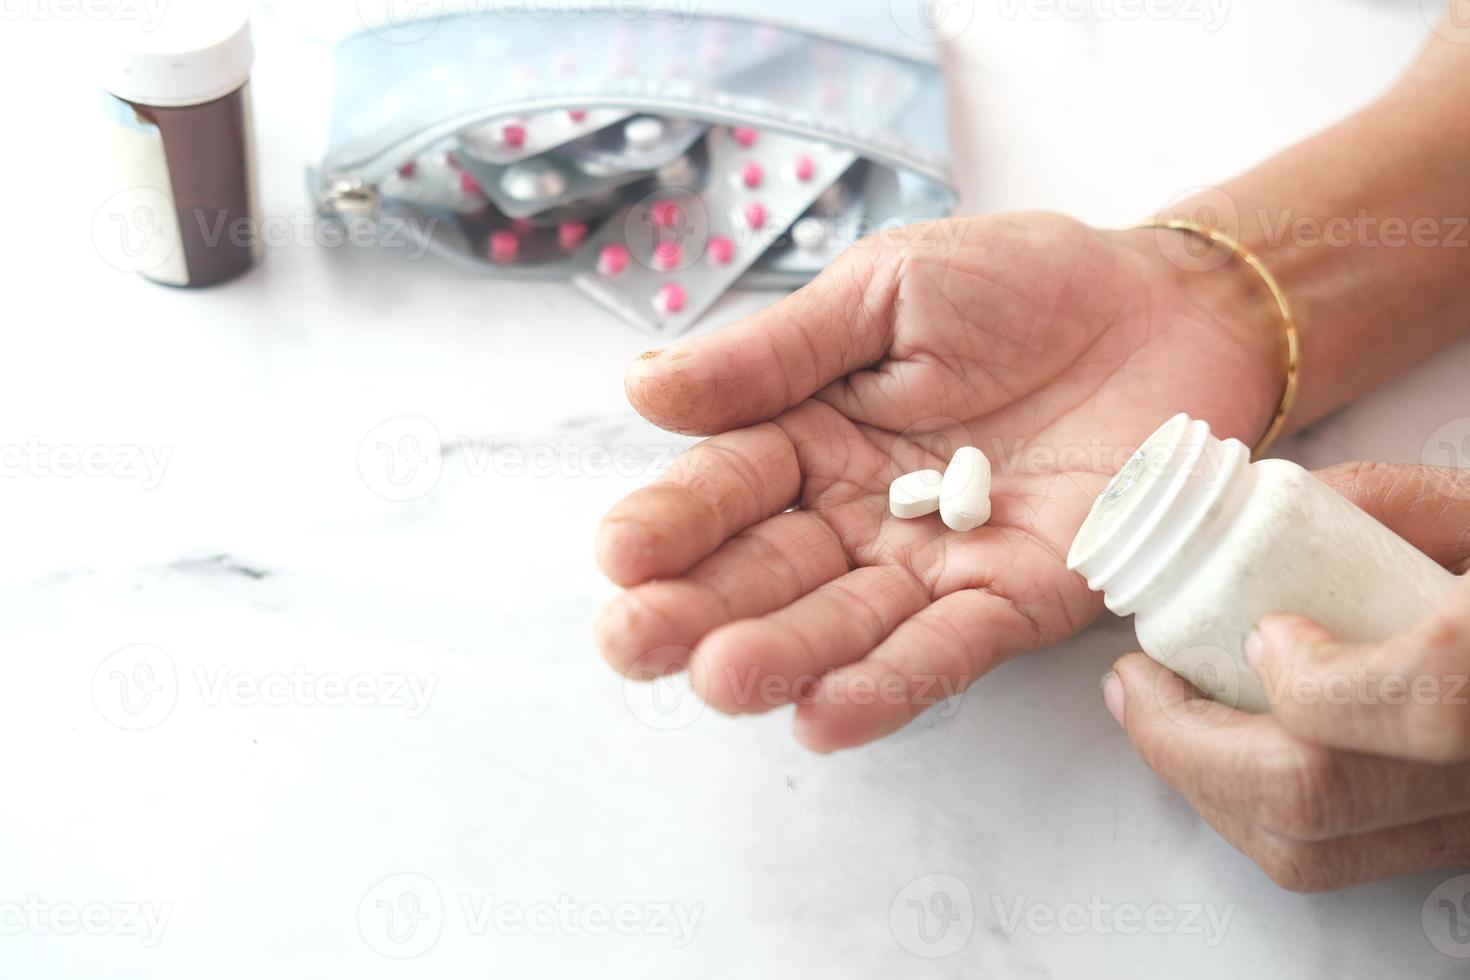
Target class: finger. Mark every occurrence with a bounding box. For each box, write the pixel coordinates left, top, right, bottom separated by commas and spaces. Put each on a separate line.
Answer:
1314, 462, 1470, 572
689, 565, 929, 716
1248, 592, 1470, 763
623, 244, 898, 436
1109, 652, 1470, 840
1197, 804, 1470, 893
595, 511, 849, 675
596, 422, 800, 587
792, 587, 1042, 753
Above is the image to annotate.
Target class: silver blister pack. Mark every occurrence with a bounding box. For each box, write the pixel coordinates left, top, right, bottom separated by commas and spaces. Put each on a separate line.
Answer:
456, 117, 709, 219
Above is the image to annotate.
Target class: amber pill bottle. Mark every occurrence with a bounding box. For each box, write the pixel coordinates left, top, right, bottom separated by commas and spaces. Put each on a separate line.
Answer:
96, 2, 259, 287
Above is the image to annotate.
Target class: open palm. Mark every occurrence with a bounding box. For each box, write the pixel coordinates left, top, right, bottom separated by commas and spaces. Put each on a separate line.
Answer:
595, 212, 1283, 751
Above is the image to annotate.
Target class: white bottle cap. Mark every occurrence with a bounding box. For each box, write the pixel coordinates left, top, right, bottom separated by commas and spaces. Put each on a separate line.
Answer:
95, 0, 253, 108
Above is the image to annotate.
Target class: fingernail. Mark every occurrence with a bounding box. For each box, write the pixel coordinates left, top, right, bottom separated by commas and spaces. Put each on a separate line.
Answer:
1243, 627, 1264, 671
1100, 670, 1125, 726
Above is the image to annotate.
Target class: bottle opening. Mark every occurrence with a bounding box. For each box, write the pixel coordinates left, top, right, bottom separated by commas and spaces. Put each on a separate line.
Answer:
1067, 413, 1189, 572
1067, 414, 1250, 615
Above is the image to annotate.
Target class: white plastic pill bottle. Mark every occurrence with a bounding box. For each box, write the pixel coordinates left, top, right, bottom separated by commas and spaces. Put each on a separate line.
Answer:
1068, 414, 1460, 712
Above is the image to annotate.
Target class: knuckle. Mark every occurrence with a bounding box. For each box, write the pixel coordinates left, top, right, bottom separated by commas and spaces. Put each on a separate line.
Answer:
1255, 840, 1334, 894
1404, 701, 1470, 763
1397, 635, 1470, 762
1250, 744, 1341, 840
1314, 460, 1394, 506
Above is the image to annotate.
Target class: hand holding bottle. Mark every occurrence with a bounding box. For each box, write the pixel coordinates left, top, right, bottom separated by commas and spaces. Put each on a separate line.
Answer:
1103, 464, 1470, 892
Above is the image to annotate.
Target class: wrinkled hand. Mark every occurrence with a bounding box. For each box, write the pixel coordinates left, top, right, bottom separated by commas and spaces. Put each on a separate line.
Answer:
1106, 464, 1470, 891
596, 212, 1281, 752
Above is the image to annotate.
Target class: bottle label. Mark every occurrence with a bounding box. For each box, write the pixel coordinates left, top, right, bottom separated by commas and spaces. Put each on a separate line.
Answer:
98, 92, 190, 286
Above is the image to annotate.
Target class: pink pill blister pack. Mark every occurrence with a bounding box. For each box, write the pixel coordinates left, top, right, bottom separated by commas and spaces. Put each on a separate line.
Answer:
314, 2, 958, 331
571, 126, 857, 333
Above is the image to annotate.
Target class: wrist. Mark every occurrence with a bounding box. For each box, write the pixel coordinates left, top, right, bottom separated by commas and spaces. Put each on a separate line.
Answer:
1113, 223, 1288, 448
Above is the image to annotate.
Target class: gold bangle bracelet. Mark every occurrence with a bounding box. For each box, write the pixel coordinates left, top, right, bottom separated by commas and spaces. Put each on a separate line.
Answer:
1133, 218, 1301, 459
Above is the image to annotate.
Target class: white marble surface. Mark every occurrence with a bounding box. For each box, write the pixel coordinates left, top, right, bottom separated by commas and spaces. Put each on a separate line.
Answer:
4, 2, 1470, 977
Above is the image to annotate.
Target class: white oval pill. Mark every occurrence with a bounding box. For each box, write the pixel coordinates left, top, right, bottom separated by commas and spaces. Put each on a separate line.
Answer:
940, 446, 992, 532
889, 469, 943, 519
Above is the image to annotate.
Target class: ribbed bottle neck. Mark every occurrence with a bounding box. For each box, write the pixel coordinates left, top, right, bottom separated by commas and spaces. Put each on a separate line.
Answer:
1067, 415, 1253, 616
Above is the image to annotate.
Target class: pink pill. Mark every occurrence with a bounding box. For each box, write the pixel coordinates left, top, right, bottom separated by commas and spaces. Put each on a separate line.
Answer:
568, 109, 588, 123
397, 161, 417, 179
654, 240, 682, 270
707, 235, 735, 265
741, 161, 764, 189
792, 155, 816, 182
598, 243, 631, 276
655, 282, 687, 314
489, 231, 519, 263
459, 170, 483, 195
744, 202, 767, 230
731, 127, 759, 148
503, 123, 527, 148
558, 221, 588, 250
650, 200, 682, 229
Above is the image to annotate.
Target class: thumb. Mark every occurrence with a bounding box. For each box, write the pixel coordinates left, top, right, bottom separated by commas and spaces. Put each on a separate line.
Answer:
1245, 613, 1387, 750
1246, 607, 1470, 763
624, 243, 898, 435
